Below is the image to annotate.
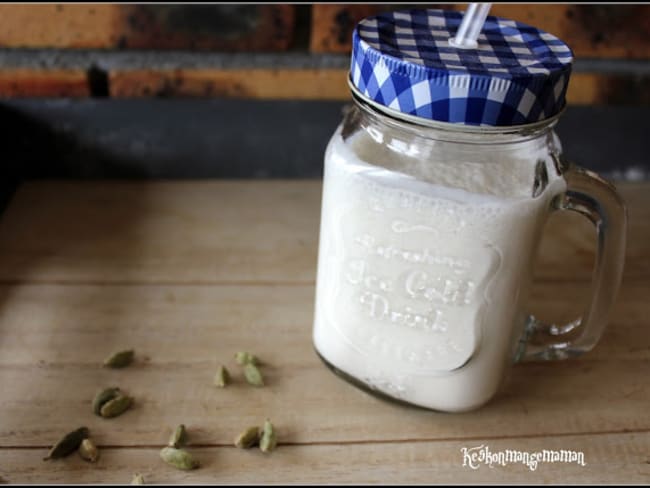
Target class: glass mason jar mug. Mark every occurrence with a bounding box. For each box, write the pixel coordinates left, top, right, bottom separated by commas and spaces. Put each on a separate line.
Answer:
311, 7, 627, 412
312, 91, 626, 412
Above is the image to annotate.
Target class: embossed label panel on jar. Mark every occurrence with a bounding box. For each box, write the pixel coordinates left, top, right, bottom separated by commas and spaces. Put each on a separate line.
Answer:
323, 176, 502, 374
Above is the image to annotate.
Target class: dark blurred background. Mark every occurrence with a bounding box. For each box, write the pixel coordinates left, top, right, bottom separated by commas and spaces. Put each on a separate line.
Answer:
0, 3, 648, 204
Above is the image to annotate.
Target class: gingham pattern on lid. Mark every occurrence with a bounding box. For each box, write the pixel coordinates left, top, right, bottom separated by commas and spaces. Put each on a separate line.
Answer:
350, 9, 574, 126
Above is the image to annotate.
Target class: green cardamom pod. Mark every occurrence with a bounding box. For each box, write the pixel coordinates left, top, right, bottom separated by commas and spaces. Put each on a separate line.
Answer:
103, 349, 135, 368
235, 351, 259, 366
43, 427, 89, 460
214, 365, 230, 388
234, 426, 260, 449
168, 424, 187, 448
259, 419, 277, 453
159, 447, 200, 470
131, 473, 145, 485
100, 394, 133, 418
243, 363, 264, 387
92, 387, 121, 416
78, 438, 99, 463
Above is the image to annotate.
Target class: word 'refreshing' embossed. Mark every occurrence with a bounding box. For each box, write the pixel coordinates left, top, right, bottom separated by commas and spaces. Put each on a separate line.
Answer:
354, 233, 470, 274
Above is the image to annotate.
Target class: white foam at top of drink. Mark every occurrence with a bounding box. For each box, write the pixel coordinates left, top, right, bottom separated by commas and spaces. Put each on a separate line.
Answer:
346, 127, 560, 201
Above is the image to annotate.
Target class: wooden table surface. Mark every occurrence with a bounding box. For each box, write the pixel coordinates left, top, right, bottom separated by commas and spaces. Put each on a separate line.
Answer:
0, 180, 647, 484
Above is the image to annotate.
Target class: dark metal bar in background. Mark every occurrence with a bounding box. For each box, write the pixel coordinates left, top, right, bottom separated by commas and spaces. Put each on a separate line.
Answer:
1, 49, 650, 74
0, 99, 647, 180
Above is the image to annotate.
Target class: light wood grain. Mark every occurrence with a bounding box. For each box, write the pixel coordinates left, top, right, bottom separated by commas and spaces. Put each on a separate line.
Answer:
0, 180, 645, 484
0, 181, 644, 284
0, 281, 647, 448
1, 340, 648, 447
0, 181, 321, 284
1, 432, 648, 484
0, 282, 645, 367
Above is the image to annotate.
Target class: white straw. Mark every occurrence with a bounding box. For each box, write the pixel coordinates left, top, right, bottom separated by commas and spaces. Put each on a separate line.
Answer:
449, 3, 492, 50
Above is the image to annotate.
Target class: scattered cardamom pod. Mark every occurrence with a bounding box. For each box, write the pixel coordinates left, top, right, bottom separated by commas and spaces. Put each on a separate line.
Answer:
235, 351, 259, 366
214, 365, 230, 388
131, 473, 145, 485
103, 349, 135, 368
159, 447, 199, 471
243, 363, 264, 387
259, 419, 277, 453
168, 424, 187, 448
234, 426, 260, 449
92, 387, 121, 416
78, 438, 99, 463
43, 427, 89, 460
100, 394, 133, 418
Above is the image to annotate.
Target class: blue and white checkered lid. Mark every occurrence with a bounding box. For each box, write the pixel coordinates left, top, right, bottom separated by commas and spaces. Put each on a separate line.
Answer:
350, 9, 574, 126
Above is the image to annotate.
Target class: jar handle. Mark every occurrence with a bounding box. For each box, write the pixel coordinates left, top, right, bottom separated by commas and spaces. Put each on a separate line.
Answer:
514, 162, 627, 362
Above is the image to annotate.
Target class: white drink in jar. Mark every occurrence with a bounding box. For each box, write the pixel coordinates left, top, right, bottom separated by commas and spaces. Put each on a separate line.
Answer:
313, 125, 566, 412
312, 8, 625, 413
